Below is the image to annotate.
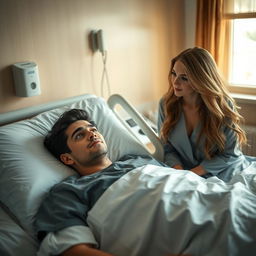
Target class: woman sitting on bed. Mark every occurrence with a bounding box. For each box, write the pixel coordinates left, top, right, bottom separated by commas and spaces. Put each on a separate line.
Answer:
158, 47, 254, 181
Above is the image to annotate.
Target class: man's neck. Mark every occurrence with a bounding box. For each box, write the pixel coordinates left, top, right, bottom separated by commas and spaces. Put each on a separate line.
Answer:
76, 157, 112, 176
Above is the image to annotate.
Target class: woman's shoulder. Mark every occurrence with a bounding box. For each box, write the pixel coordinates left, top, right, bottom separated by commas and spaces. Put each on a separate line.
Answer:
159, 96, 167, 110
158, 97, 165, 117
159, 96, 164, 105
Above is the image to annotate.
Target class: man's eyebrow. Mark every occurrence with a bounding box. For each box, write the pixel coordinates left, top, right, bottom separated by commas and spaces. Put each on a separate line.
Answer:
71, 124, 95, 139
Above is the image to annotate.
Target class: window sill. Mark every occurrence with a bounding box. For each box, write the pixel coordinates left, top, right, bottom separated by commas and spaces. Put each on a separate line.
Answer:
230, 93, 256, 105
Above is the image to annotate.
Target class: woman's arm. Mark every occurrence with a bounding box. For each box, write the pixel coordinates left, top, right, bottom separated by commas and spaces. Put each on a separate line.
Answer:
62, 244, 114, 256
158, 99, 183, 168
164, 144, 184, 169
199, 125, 242, 177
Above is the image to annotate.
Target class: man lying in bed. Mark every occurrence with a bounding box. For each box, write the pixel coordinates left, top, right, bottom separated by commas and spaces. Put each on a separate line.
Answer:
35, 109, 256, 256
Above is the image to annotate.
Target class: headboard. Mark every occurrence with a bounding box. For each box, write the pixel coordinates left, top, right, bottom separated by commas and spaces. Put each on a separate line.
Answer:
0, 94, 95, 126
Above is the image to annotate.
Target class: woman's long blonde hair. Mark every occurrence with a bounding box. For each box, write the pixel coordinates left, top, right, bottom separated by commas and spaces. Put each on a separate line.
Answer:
161, 47, 246, 159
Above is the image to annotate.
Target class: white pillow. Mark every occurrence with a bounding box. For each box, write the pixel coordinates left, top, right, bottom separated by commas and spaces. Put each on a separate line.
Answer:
0, 96, 148, 235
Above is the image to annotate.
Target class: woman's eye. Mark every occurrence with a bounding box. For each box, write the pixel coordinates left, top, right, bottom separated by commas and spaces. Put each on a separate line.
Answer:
181, 76, 188, 81
171, 71, 176, 76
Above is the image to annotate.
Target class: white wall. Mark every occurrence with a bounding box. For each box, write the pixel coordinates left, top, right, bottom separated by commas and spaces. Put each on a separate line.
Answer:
0, 0, 186, 113
185, 0, 197, 48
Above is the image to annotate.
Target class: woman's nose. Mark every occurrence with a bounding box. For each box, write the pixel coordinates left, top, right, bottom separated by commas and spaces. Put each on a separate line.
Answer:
173, 76, 180, 85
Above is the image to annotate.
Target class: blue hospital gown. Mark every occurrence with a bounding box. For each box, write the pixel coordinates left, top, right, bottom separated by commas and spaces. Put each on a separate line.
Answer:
35, 154, 166, 241
158, 98, 255, 181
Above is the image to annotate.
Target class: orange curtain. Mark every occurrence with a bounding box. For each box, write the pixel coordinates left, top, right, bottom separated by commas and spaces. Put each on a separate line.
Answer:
196, 0, 230, 76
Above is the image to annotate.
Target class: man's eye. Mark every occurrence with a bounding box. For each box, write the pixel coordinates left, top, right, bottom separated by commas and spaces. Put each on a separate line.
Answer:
91, 127, 98, 132
75, 133, 84, 140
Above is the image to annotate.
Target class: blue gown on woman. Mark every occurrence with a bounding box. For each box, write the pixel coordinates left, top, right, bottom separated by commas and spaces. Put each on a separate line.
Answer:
158, 98, 255, 181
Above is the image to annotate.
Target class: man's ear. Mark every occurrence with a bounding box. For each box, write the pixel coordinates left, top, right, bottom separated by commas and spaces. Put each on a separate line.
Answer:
60, 153, 74, 166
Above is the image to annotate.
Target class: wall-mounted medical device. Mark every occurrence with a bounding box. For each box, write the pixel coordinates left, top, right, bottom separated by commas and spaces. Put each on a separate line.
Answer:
12, 62, 41, 97
89, 29, 105, 53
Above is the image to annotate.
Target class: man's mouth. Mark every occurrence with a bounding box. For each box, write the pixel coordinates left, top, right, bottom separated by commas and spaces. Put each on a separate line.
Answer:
88, 139, 102, 148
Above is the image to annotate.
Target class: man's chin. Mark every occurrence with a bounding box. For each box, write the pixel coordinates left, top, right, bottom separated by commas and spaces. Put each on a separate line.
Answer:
87, 151, 108, 164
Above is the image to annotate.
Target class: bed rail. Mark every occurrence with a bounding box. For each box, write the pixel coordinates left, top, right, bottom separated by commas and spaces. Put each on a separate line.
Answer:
108, 94, 164, 162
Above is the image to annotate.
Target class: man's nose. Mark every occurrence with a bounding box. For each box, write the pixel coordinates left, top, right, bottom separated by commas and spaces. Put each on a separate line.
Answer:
88, 130, 96, 140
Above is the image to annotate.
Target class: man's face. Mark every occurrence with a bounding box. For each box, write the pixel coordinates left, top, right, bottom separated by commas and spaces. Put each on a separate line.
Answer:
61, 120, 108, 167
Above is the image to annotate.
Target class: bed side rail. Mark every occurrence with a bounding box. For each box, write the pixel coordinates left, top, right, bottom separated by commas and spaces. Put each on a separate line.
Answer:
107, 94, 164, 162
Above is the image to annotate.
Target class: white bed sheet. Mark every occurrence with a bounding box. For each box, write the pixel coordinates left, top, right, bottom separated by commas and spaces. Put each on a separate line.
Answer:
86, 163, 256, 256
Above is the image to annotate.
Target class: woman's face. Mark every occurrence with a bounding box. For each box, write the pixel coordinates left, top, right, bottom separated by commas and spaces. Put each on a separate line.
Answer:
170, 60, 196, 98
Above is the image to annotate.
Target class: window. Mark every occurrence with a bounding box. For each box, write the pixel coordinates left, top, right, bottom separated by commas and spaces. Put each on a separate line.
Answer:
230, 18, 256, 86
224, 0, 256, 94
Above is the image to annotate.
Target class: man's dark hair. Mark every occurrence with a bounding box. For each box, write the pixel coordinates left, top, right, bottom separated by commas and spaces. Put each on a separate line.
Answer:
44, 109, 92, 160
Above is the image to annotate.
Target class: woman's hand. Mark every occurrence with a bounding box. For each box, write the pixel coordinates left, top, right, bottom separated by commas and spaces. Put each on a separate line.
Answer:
190, 165, 206, 176
172, 164, 184, 170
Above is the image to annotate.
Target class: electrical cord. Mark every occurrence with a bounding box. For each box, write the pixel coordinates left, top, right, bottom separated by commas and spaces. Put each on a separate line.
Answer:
100, 50, 111, 98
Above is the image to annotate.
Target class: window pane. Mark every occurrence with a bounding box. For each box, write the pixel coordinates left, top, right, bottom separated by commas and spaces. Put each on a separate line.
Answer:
234, 0, 256, 13
224, 0, 256, 14
230, 18, 256, 87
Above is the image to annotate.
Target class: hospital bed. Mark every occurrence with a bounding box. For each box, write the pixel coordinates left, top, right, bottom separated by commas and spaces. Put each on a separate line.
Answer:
0, 94, 162, 255
0, 94, 256, 256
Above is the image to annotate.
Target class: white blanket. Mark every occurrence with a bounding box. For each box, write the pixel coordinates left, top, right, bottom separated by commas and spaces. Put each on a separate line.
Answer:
87, 163, 256, 256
